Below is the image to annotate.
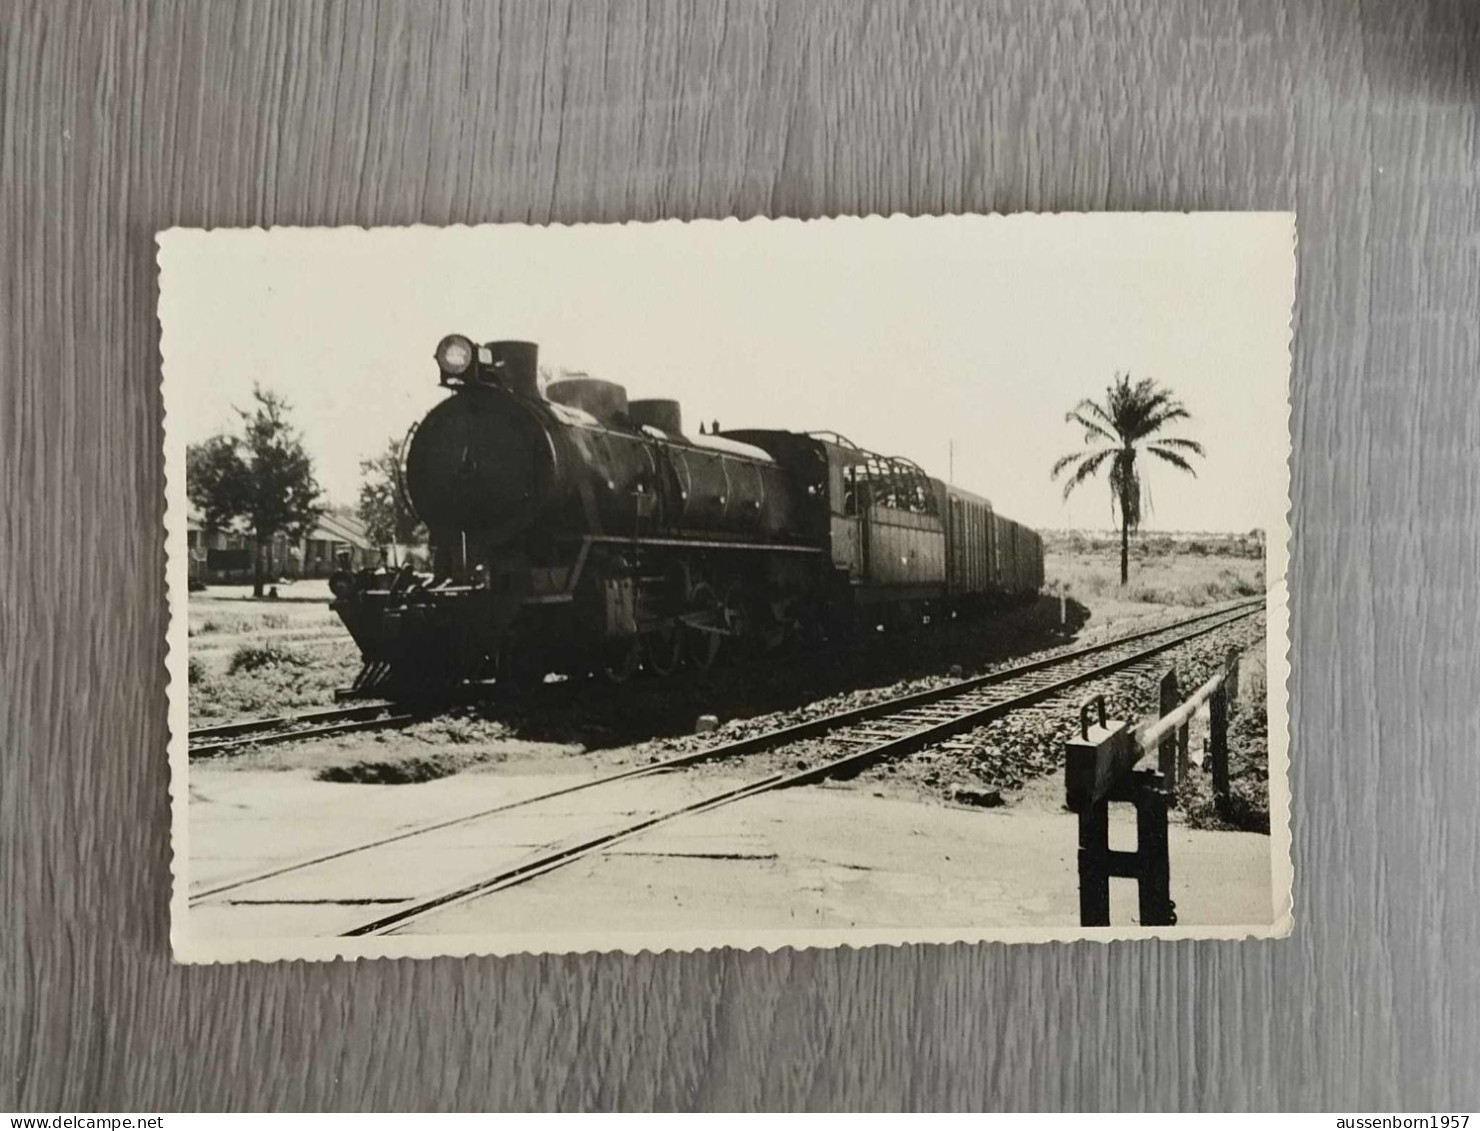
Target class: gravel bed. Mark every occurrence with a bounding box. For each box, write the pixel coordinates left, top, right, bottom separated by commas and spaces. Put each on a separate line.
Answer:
636, 601, 1258, 762
649, 609, 1268, 825
857, 614, 1267, 814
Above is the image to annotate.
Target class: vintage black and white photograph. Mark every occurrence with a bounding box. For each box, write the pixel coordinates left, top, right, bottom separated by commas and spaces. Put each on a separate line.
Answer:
162, 214, 1293, 962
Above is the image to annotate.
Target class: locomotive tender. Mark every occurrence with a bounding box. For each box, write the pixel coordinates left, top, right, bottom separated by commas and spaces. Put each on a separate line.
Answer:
331, 336, 1044, 693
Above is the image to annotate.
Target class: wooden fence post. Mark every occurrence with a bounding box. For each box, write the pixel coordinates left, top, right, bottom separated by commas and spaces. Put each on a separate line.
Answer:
1176, 720, 1190, 790
1131, 770, 1175, 927
1210, 682, 1231, 820
1158, 668, 1179, 786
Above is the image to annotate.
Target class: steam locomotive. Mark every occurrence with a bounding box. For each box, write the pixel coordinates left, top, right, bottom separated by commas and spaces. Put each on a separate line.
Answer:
330, 337, 1043, 694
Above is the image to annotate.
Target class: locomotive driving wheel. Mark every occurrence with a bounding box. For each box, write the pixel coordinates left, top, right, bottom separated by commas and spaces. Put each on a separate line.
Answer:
600, 638, 641, 684
643, 621, 684, 676
718, 582, 760, 662
682, 581, 727, 671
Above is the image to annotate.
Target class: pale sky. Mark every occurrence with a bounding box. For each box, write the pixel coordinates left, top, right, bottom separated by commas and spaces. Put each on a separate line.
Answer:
160, 214, 1293, 533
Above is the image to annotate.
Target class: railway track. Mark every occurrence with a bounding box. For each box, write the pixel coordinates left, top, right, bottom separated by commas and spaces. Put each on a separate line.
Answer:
187, 598, 1264, 937
188, 702, 412, 758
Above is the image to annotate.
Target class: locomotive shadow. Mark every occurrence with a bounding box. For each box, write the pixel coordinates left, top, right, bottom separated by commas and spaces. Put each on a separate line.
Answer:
465, 595, 1091, 751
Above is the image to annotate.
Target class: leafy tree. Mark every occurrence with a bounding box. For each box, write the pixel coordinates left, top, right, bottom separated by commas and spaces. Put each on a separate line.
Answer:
1051, 373, 1204, 585
357, 434, 426, 549
186, 436, 250, 532
186, 386, 323, 597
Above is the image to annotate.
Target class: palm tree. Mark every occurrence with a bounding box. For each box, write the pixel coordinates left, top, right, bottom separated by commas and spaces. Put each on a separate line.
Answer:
1051, 374, 1204, 585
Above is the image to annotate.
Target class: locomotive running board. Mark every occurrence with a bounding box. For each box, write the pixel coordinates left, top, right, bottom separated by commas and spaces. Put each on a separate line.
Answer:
585, 534, 827, 553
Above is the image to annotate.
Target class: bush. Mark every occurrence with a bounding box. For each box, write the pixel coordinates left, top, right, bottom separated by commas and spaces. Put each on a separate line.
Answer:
187, 657, 204, 684
197, 612, 293, 635
1139, 536, 1176, 558
1130, 582, 1194, 606
227, 642, 310, 674
1080, 570, 1113, 597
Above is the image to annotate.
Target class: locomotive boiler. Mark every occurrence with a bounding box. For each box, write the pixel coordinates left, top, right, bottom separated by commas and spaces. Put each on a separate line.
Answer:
331, 335, 1043, 696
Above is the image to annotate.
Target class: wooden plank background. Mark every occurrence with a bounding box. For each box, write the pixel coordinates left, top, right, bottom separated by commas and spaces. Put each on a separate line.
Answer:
4, 0, 1478, 1111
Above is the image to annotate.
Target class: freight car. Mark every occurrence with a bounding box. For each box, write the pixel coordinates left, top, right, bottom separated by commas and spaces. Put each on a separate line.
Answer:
331, 336, 1043, 694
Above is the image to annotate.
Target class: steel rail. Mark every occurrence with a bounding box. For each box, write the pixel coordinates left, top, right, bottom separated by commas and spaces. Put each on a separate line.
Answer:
189, 706, 412, 759
190, 703, 394, 742
188, 598, 1260, 904
646, 597, 1265, 763
340, 601, 1264, 936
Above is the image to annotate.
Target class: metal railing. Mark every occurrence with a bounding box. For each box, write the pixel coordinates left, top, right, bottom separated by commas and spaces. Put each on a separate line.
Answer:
1063, 646, 1245, 927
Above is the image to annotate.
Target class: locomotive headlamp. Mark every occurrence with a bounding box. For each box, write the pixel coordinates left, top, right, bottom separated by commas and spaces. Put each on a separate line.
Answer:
434, 333, 476, 377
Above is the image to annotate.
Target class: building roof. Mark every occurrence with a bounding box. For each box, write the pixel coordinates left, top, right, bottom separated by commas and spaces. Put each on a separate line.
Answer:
313, 511, 374, 550
185, 505, 374, 549
185, 504, 242, 535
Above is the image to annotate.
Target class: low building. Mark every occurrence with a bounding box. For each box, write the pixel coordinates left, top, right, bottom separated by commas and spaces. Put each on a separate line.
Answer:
185, 514, 251, 585
295, 512, 377, 578
186, 509, 378, 585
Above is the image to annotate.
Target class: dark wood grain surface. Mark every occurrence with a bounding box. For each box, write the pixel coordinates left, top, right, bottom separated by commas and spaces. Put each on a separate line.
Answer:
5, 0, 1478, 1111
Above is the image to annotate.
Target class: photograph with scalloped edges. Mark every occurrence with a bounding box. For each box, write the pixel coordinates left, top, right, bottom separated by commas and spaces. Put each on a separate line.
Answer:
160, 213, 1294, 962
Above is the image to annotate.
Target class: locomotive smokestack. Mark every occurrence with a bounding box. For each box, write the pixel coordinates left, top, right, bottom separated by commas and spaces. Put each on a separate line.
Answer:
486, 340, 540, 399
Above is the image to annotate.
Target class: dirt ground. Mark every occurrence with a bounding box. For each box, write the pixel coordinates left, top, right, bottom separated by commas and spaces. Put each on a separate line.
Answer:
187, 758, 1275, 942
